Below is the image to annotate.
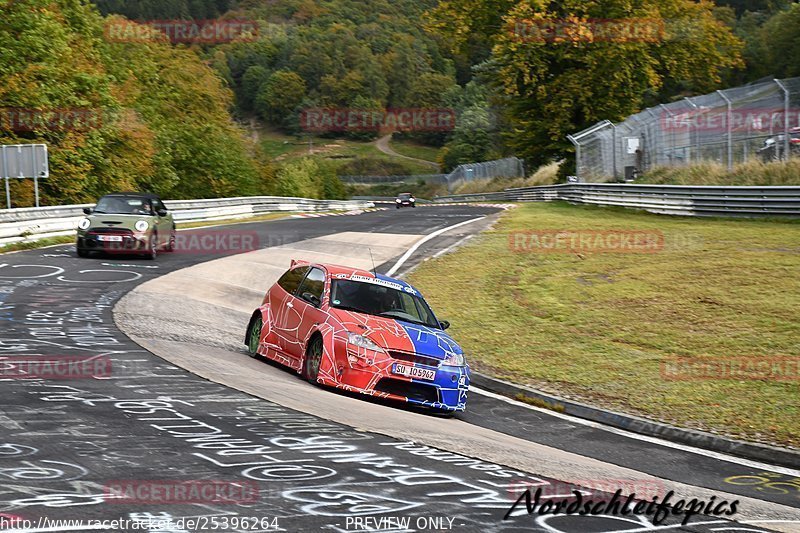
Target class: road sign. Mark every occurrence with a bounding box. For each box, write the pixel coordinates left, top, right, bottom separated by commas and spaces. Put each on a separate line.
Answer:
1, 144, 49, 209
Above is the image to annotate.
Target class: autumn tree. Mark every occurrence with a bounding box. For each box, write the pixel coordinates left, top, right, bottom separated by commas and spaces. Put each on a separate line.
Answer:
488, 0, 744, 166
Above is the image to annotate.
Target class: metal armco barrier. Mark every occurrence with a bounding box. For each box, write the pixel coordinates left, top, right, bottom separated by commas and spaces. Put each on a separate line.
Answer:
434, 183, 800, 218
0, 196, 374, 246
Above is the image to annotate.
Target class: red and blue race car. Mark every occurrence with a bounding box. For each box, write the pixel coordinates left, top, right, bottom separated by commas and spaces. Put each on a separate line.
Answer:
245, 260, 469, 412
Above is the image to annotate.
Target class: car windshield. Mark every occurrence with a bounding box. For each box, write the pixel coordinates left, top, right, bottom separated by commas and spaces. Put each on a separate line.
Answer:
94, 196, 153, 215
330, 279, 440, 328
398, 193, 412, 199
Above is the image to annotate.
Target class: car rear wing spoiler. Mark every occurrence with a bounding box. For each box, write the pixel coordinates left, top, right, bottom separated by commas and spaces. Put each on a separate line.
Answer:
290, 259, 312, 269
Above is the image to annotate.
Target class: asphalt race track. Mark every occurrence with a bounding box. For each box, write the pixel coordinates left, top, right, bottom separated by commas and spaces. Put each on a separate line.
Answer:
0, 205, 797, 533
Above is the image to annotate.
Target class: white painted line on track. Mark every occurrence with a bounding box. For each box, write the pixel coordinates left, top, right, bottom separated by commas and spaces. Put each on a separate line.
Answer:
471, 386, 800, 477
432, 234, 474, 259
385, 216, 485, 276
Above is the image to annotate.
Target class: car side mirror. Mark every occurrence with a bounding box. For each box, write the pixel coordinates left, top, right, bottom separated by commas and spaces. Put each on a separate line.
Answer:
83, 207, 93, 215
157, 209, 168, 217
439, 320, 450, 330
301, 292, 321, 307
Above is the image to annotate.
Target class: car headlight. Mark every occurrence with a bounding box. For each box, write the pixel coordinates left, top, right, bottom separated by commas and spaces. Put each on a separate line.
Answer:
443, 352, 466, 367
410, 197, 416, 202
395, 199, 402, 203
347, 332, 384, 352
134, 220, 149, 232
78, 218, 91, 230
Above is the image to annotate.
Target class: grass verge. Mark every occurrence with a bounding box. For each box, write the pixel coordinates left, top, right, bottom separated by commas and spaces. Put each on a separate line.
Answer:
452, 161, 561, 194
408, 202, 800, 448
640, 159, 800, 186
0, 236, 74, 254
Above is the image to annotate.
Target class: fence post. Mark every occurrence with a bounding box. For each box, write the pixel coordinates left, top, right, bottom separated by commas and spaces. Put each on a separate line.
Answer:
2, 146, 9, 209
611, 122, 618, 179
775, 79, 790, 161
645, 108, 660, 167
567, 134, 580, 179
717, 90, 733, 171
685, 97, 700, 162
659, 104, 677, 166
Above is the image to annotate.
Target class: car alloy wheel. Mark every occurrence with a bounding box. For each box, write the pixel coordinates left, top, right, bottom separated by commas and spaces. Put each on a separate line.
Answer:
147, 233, 158, 260
303, 335, 323, 384
166, 230, 176, 252
247, 316, 262, 358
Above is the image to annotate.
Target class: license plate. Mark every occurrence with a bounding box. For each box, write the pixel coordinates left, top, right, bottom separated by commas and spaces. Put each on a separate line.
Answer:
393, 363, 436, 381
97, 235, 123, 242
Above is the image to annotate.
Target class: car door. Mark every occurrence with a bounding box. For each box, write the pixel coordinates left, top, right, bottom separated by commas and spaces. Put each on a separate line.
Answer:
270, 266, 310, 354
282, 267, 327, 361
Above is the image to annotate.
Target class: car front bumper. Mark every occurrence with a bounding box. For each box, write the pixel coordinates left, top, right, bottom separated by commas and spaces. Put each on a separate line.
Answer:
77, 232, 149, 252
336, 361, 470, 412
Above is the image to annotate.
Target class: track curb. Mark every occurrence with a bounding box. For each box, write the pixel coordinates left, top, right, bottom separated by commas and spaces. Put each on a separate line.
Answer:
471, 372, 800, 470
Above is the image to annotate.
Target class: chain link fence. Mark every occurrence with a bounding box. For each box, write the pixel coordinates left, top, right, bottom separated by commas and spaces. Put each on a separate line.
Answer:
445, 157, 525, 191
339, 174, 447, 185
569, 77, 800, 182
341, 157, 526, 192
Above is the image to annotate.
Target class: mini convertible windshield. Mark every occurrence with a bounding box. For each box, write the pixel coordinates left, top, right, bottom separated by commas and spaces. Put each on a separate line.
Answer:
330, 279, 440, 329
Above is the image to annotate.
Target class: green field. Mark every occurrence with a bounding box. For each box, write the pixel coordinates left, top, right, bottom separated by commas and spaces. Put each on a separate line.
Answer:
408, 202, 800, 448
258, 129, 436, 175
388, 139, 443, 164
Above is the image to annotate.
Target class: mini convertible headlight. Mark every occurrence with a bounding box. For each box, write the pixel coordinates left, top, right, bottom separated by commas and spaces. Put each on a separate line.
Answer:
444, 352, 466, 367
135, 220, 149, 232
78, 218, 91, 230
347, 332, 384, 352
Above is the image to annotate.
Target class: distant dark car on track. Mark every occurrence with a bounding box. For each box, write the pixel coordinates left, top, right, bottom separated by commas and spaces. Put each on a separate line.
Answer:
395, 192, 416, 209
245, 260, 470, 412
76, 192, 175, 260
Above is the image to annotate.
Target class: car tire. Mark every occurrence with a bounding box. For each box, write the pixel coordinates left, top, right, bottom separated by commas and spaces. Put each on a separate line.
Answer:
76, 247, 88, 258
246, 315, 263, 358
303, 335, 323, 384
146, 232, 158, 260
165, 229, 176, 252
396, 205, 400, 209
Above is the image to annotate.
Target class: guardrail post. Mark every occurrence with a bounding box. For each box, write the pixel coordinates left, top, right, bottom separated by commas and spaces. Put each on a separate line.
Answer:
775, 79, 791, 161
717, 90, 733, 171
